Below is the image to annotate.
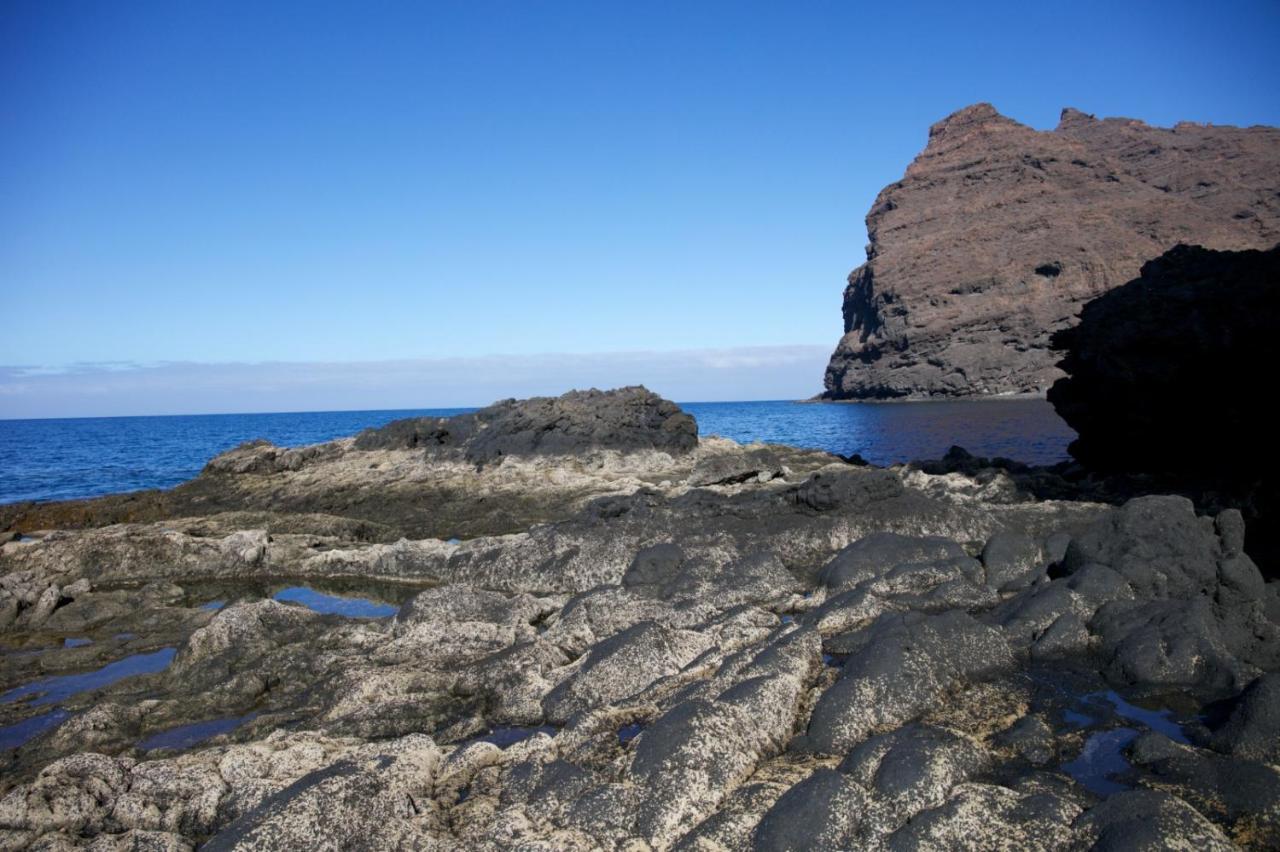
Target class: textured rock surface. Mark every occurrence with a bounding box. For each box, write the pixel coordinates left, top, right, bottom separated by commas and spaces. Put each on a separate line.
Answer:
0, 387, 716, 542
822, 103, 1280, 399
2, 391, 1277, 849
353, 385, 698, 460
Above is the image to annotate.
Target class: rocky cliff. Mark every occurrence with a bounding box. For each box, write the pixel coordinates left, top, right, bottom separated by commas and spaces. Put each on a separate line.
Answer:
1048, 242, 1280, 573
822, 103, 1280, 399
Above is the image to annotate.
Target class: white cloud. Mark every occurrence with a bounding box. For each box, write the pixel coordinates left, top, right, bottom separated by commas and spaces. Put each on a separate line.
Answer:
0, 346, 832, 419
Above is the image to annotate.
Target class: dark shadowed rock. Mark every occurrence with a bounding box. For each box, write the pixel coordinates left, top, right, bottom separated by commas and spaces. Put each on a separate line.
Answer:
1073, 789, 1236, 851
752, 768, 868, 851
1048, 242, 1280, 575
1206, 673, 1280, 764
823, 104, 1280, 400
982, 530, 1046, 591
1128, 731, 1280, 847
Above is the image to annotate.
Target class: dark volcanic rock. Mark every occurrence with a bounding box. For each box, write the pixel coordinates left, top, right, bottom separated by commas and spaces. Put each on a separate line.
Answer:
355, 386, 698, 460
1048, 243, 1280, 573
1206, 673, 1280, 764
1048, 244, 1279, 475
823, 104, 1280, 399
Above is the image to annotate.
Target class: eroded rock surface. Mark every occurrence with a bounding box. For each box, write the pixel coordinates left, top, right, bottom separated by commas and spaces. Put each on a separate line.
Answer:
2, 389, 1276, 849
822, 103, 1280, 399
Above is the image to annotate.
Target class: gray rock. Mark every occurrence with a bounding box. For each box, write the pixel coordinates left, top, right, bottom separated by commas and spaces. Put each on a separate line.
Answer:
982, 531, 1044, 591
820, 532, 969, 593
752, 768, 869, 851
630, 629, 820, 846
838, 724, 990, 838
200, 735, 442, 851
1031, 613, 1090, 661
995, 582, 1092, 648
25, 584, 60, 628
799, 611, 1013, 754
993, 716, 1056, 766
1216, 509, 1247, 559
688, 447, 783, 487
542, 621, 708, 723
1044, 532, 1072, 565
1063, 496, 1218, 597
1073, 789, 1236, 851
884, 783, 1079, 850
622, 543, 686, 597
1208, 673, 1280, 764
790, 468, 914, 513
1062, 496, 1280, 690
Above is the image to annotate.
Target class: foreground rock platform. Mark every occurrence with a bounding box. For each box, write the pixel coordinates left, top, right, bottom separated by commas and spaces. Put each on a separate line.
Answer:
2, 388, 1277, 850
822, 103, 1280, 400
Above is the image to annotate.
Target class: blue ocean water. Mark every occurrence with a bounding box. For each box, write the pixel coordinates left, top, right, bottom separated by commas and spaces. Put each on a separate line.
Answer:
0, 400, 1074, 506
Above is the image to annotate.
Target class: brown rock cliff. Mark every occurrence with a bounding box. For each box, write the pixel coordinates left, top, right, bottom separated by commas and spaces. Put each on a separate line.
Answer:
823, 104, 1280, 398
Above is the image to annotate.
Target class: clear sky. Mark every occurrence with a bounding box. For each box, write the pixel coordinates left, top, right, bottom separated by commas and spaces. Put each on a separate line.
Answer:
2, 1, 1278, 415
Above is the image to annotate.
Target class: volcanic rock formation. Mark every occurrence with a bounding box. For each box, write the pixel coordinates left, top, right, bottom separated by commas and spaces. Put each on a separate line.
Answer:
1048, 242, 1280, 574
822, 103, 1280, 399
2, 389, 1278, 850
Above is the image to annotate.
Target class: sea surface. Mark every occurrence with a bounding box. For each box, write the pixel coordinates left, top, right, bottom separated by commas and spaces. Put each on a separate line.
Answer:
0, 399, 1074, 506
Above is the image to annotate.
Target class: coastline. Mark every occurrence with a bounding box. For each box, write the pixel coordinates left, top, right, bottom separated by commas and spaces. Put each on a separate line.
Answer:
804, 389, 1051, 404
0, 388, 1273, 849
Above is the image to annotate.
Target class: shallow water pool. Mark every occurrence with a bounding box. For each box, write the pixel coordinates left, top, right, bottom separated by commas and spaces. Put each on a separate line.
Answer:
1, 647, 176, 707
139, 712, 259, 751
272, 586, 399, 618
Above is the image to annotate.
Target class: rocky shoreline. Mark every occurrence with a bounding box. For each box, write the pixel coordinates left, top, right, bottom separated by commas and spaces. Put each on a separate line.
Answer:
2, 387, 1277, 850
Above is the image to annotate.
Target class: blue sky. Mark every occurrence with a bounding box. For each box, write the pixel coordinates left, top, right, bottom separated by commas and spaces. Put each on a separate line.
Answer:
2, 1, 1279, 415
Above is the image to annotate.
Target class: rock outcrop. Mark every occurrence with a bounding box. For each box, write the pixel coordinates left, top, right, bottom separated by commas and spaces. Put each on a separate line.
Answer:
0, 387, 714, 542
352, 385, 698, 461
822, 103, 1280, 399
2, 389, 1278, 849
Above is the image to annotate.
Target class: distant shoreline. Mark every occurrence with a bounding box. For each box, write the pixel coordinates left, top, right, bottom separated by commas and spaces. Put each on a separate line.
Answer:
802, 390, 1049, 404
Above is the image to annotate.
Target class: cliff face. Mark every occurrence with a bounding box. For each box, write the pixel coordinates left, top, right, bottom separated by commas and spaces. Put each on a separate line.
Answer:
1047, 242, 1280, 573
823, 104, 1280, 399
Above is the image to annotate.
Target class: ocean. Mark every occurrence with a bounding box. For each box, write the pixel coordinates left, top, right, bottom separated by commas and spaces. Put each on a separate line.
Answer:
0, 399, 1075, 506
